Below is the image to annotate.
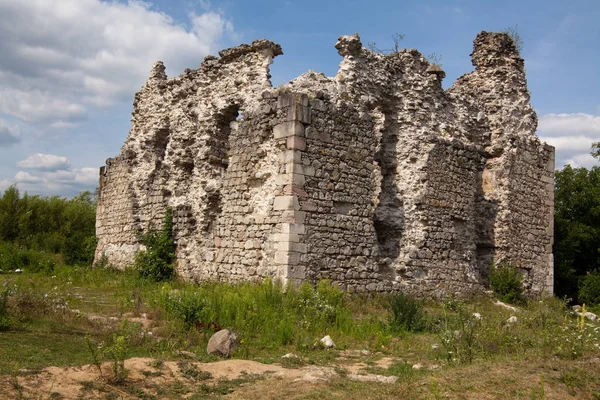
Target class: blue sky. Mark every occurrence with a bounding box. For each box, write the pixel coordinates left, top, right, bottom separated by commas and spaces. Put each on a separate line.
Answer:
0, 0, 598, 197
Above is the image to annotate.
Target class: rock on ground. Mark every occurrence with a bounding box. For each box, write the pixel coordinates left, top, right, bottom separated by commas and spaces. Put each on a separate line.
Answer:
207, 329, 239, 358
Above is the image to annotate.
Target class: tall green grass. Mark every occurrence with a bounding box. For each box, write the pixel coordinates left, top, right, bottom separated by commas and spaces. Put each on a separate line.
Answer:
160, 279, 388, 350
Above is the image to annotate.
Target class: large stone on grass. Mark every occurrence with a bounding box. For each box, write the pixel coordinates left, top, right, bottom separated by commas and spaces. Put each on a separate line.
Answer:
207, 329, 238, 358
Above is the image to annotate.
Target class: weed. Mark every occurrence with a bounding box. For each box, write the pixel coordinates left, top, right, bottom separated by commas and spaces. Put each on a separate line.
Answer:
0, 288, 10, 330
131, 287, 143, 316
435, 301, 481, 364
503, 24, 523, 53
387, 292, 425, 333
177, 360, 212, 380
11, 364, 23, 400
530, 373, 545, 399
489, 264, 525, 305
86, 334, 104, 378
104, 334, 129, 384
135, 207, 175, 282
280, 355, 305, 369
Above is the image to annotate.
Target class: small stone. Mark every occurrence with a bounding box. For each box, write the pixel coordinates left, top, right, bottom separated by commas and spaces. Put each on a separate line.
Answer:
472, 312, 482, 320
572, 305, 582, 312
507, 316, 518, 324
412, 363, 423, 370
584, 312, 598, 322
282, 353, 299, 359
320, 335, 336, 348
207, 329, 239, 358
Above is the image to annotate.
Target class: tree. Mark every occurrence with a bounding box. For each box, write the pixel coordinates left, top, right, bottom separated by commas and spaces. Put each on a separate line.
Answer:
553, 163, 600, 299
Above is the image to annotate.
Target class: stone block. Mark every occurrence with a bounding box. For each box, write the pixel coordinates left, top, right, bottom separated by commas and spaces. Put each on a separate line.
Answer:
274, 121, 304, 139
276, 241, 307, 253
274, 251, 302, 265
281, 223, 306, 235
278, 150, 302, 164
287, 136, 306, 150
273, 195, 300, 211
274, 233, 300, 242
281, 210, 306, 224
287, 265, 306, 279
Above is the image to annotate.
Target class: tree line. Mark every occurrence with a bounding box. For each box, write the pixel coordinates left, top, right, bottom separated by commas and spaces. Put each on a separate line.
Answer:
0, 185, 96, 273
554, 145, 600, 304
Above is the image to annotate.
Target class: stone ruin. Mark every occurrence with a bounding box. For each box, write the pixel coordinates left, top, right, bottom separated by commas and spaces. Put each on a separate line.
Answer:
94, 31, 555, 297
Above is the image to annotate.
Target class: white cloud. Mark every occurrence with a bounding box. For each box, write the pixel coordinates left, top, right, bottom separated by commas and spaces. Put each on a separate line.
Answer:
0, 118, 20, 146
17, 153, 71, 171
0, 0, 236, 126
8, 155, 98, 196
14, 171, 42, 183
538, 113, 600, 168
538, 113, 600, 137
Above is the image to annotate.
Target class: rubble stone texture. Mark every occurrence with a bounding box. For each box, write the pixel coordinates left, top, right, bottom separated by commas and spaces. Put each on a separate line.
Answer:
95, 31, 555, 297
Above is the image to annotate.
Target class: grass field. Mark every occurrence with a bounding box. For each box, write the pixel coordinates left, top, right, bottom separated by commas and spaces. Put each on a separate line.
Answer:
0, 266, 599, 399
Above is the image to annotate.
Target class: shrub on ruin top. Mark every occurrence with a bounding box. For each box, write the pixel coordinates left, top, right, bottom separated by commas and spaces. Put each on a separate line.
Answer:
489, 263, 525, 305
134, 207, 175, 282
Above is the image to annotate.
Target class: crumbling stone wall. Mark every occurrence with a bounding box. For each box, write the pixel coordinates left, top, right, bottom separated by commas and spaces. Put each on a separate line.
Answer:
95, 31, 554, 297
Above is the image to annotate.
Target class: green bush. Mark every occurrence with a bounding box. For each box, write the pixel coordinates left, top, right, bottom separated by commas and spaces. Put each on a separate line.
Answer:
0, 241, 58, 274
0, 289, 11, 331
387, 292, 425, 332
489, 264, 524, 304
134, 207, 175, 281
578, 270, 600, 305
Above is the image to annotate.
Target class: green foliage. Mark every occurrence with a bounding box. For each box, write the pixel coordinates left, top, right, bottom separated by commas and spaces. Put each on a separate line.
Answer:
159, 279, 383, 350
0, 186, 97, 268
105, 334, 129, 384
386, 292, 425, 333
134, 207, 175, 281
0, 289, 10, 331
489, 264, 524, 305
578, 270, 600, 305
554, 164, 600, 300
435, 300, 481, 364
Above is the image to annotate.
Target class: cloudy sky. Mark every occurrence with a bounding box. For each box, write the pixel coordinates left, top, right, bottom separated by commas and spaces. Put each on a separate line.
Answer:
0, 0, 598, 197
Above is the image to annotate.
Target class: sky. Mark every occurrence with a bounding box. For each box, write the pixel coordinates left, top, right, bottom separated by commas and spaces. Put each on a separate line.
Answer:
0, 0, 598, 197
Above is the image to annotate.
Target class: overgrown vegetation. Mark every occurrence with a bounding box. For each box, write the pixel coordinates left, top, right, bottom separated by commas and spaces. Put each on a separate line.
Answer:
554, 144, 600, 304
387, 292, 425, 333
503, 24, 524, 53
489, 263, 525, 305
578, 270, 600, 306
0, 265, 599, 398
134, 206, 175, 282
0, 186, 96, 273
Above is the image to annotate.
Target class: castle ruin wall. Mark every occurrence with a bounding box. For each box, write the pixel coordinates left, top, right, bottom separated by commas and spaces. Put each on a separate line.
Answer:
95, 31, 554, 297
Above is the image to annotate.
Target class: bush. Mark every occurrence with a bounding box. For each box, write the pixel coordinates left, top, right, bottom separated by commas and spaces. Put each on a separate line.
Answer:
0, 241, 59, 274
0, 289, 10, 331
578, 270, 600, 305
134, 207, 175, 281
489, 264, 524, 304
387, 292, 425, 332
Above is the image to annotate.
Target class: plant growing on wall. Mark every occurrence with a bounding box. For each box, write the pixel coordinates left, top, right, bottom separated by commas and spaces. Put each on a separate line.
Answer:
134, 206, 175, 281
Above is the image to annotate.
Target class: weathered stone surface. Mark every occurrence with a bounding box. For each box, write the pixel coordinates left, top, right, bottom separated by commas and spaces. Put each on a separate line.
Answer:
320, 335, 336, 349
207, 329, 238, 358
94, 31, 554, 298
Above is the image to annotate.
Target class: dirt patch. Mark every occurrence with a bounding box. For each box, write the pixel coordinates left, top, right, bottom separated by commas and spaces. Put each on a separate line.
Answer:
1, 355, 399, 399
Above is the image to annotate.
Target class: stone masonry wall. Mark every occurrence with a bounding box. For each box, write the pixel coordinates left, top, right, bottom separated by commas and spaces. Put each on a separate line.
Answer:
95, 31, 555, 297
